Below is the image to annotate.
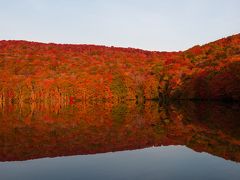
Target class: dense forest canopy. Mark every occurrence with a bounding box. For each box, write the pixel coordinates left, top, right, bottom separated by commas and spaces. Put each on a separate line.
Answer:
0, 34, 239, 104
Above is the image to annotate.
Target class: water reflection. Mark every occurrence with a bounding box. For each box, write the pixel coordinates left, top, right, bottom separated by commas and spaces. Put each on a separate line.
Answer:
1, 146, 240, 180
0, 101, 239, 162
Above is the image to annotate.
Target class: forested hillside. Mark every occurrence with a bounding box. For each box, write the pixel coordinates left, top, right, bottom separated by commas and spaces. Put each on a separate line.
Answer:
0, 34, 239, 104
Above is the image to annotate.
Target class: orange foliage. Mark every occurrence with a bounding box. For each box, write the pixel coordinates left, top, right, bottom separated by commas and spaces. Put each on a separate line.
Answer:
0, 34, 239, 104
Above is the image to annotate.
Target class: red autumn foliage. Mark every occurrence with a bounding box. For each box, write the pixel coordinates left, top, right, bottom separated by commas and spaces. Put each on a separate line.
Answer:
0, 34, 239, 103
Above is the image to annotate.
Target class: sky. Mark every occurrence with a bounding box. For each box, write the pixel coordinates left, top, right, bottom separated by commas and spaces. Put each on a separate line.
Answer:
0, 0, 239, 51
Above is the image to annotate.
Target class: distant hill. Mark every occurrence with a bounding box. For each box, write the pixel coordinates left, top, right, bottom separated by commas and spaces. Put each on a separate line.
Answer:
0, 34, 239, 103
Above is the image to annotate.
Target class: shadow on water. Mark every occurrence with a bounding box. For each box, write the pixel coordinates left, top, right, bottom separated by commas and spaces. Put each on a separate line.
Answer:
0, 101, 239, 162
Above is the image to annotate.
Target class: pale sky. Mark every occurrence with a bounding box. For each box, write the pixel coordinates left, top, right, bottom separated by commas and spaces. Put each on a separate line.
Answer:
0, 0, 239, 51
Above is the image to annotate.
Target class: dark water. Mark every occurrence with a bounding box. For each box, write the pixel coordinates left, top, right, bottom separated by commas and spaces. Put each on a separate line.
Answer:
0, 101, 240, 180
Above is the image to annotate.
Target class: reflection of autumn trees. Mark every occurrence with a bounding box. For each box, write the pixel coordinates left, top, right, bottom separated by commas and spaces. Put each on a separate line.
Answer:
0, 35, 239, 163
0, 101, 239, 162
0, 34, 239, 104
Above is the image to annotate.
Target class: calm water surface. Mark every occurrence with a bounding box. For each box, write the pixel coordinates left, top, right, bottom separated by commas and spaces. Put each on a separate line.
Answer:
0, 101, 240, 180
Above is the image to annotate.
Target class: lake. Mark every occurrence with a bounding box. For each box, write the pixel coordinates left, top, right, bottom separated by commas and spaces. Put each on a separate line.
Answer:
0, 101, 240, 180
